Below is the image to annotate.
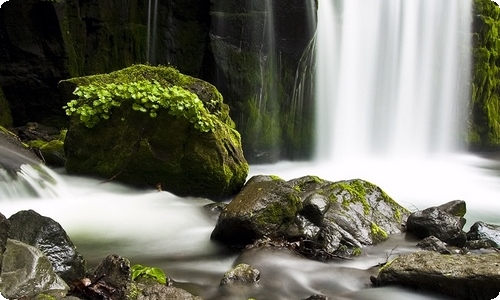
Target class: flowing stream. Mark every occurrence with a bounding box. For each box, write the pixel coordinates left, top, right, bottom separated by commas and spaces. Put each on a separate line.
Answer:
1, 0, 500, 299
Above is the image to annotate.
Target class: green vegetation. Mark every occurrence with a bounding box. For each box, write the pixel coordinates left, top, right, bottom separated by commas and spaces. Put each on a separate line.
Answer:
371, 222, 389, 243
64, 79, 217, 132
131, 264, 167, 285
470, 0, 500, 150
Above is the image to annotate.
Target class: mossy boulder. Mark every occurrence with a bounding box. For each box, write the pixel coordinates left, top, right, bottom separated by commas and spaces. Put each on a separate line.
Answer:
211, 175, 410, 259
60, 64, 248, 200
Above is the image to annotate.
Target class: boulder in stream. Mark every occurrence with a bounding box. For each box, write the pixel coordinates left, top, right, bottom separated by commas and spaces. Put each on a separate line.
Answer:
373, 250, 500, 300
0, 239, 69, 299
60, 64, 249, 200
211, 175, 410, 259
406, 200, 467, 247
8, 209, 86, 283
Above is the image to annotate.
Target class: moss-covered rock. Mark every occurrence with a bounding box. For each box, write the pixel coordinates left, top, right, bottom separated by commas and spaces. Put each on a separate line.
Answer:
211, 175, 410, 260
469, 0, 500, 150
60, 64, 248, 200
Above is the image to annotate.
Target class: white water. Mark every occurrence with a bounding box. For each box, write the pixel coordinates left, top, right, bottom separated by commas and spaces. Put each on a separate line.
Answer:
1, 0, 500, 299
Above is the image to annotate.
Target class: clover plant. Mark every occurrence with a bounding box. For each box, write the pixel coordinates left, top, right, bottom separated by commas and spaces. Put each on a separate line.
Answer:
131, 264, 167, 285
63, 80, 217, 132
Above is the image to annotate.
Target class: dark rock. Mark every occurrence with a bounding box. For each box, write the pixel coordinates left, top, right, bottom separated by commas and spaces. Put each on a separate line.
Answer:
220, 263, 260, 285
302, 295, 330, 300
416, 236, 452, 254
8, 209, 86, 283
0, 239, 69, 299
406, 205, 467, 247
211, 175, 410, 260
61, 64, 248, 200
0, 213, 10, 270
0, 126, 41, 170
375, 251, 500, 300
467, 221, 500, 249
80, 254, 202, 300
436, 200, 467, 217
137, 285, 204, 300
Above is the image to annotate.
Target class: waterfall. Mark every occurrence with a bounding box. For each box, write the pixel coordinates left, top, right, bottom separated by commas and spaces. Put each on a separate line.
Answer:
316, 0, 472, 160
146, 0, 159, 64
0, 144, 62, 199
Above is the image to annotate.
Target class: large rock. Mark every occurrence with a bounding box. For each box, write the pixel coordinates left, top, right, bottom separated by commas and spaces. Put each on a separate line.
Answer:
211, 175, 410, 259
0, 239, 69, 299
61, 64, 248, 200
406, 201, 467, 247
8, 210, 86, 283
374, 251, 500, 300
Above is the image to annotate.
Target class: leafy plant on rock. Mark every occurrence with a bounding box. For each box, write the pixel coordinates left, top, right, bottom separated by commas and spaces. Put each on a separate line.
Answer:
131, 264, 167, 285
63, 80, 217, 132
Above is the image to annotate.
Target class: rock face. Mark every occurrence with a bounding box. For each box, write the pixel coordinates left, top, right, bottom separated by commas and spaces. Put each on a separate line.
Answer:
211, 175, 410, 259
8, 210, 86, 283
374, 251, 500, 300
0, 0, 317, 162
208, 0, 317, 162
406, 200, 467, 247
469, 0, 500, 151
61, 64, 248, 199
0, 239, 69, 299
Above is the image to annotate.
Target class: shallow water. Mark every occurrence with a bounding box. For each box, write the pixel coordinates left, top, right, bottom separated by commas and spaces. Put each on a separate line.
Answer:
1, 154, 499, 299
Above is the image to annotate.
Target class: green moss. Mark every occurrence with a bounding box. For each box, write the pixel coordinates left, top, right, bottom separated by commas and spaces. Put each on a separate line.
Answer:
270, 175, 283, 181
470, 0, 500, 150
352, 247, 362, 256
329, 180, 371, 215
256, 193, 302, 226
34, 294, 56, 300
371, 222, 389, 243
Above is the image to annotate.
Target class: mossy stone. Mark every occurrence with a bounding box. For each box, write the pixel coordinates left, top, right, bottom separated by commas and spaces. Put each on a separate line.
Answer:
61, 64, 248, 200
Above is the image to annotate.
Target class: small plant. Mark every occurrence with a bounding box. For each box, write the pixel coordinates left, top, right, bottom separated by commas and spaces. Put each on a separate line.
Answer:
131, 264, 167, 285
63, 80, 217, 132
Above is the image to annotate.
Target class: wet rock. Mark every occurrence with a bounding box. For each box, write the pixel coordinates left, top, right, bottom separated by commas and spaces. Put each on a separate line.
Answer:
61, 64, 248, 200
212, 175, 410, 259
467, 221, 500, 249
302, 295, 329, 300
374, 251, 500, 300
8, 209, 86, 283
137, 285, 204, 300
416, 236, 453, 254
0, 239, 69, 299
220, 263, 260, 285
79, 254, 202, 300
436, 200, 467, 217
406, 203, 467, 247
0, 212, 10, 270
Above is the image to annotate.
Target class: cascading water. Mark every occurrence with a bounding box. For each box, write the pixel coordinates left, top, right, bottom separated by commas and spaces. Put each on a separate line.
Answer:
146, 0, 158, 64
316, 0, 471, 160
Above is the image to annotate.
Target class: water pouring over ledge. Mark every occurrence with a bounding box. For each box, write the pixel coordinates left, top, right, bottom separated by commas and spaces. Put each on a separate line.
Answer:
1, 1, 500, 299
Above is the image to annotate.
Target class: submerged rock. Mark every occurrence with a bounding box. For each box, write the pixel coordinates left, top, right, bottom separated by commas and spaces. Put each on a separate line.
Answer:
61, 64, 248, 200
8, 209, 86, 283
211, 175, 410, 259
0, 239, 69, 299
220, 263, 260, 285
374, 251, 500, 300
